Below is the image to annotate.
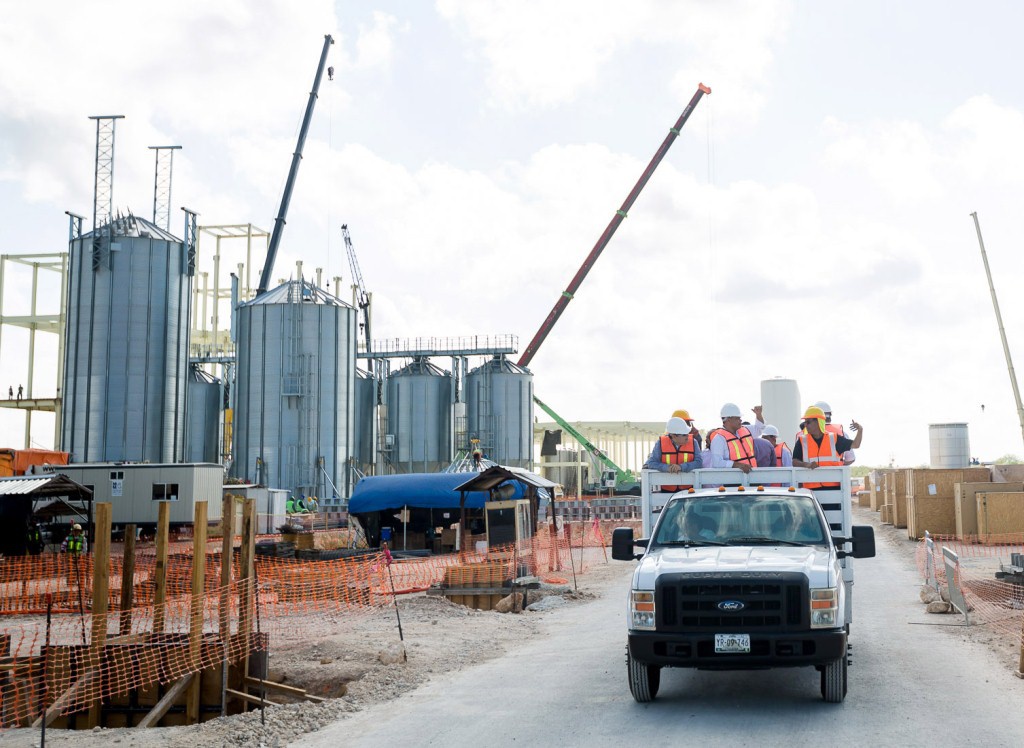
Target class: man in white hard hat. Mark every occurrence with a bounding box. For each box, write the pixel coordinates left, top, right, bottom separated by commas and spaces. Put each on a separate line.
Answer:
761, 425, 793, 467
814, 400, 855, 464
706, 403, 757, 473
644, 416, 702, 491
61, 523, 88, 554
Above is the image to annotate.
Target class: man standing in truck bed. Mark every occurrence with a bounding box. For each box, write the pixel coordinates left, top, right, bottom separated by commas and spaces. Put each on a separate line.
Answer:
644, 416, 702, 491
706, 403, 758, 473
792, 406, 863, 489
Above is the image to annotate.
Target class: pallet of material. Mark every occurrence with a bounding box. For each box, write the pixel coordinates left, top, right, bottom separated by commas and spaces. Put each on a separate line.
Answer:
977, 492, 1024, 535
955, 482, 1024, 537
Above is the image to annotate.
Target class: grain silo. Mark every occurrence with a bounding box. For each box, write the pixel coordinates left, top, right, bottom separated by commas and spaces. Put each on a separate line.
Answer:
231, 280, 357, 501
386, 357, 453, 473
186, 365, 221, 464
465, 355, 533, 467
61, 214, 191, 463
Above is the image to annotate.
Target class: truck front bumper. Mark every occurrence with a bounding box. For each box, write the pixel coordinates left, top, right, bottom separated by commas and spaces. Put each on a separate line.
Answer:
628, 629, 846, 670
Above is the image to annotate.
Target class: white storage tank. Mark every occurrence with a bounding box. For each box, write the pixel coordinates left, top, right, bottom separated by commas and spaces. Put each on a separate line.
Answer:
760, 377, 802, 446
929, 423, 970, 468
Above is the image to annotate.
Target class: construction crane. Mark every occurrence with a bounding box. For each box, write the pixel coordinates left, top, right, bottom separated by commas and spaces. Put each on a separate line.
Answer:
257, 34, 335, 295
521, 84, 711, 493
517, 83, 711, 369
342, 224, 372, 357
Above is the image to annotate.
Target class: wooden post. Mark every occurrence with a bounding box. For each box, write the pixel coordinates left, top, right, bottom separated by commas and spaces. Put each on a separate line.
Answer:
238, 499, 256, 649
119, 523, 137, 636
152, 502, 170, 634
86, 502, 112, 727
186, 501, 208, 724
219, 494, 235, 715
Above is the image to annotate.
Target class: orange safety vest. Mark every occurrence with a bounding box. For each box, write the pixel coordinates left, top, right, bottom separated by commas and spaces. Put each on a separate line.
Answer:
775, 442, 791, 465
707, 426, 756, 468
799, 431, 843, 489
825, 423, 845, 437
658, 434, 695, 491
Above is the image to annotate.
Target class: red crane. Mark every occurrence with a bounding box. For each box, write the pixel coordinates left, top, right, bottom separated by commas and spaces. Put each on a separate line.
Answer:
517, 83, 711, 369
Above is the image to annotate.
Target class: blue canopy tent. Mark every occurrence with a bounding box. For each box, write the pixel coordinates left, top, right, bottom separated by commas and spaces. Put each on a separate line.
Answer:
348, 472, 526, 513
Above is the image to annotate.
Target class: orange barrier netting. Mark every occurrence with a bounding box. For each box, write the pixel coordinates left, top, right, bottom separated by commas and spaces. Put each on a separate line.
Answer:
0, 520, 617, 728
915, 533, 1024, 649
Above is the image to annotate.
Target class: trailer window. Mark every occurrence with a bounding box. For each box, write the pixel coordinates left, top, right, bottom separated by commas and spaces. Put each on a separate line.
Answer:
152, 483, 180, 501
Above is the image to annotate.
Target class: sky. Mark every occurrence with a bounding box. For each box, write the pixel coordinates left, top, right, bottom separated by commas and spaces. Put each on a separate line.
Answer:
2, 0, 1024, 468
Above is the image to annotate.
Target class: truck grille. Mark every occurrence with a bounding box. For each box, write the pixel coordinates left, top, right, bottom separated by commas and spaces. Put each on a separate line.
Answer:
657, 573, 807, 631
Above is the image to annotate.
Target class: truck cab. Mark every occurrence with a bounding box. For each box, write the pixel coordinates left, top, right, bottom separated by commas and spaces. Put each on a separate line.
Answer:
613, 467, 874, 703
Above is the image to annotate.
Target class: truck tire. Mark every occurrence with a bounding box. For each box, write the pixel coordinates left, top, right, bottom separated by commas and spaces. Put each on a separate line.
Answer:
820, 656, 847, 703
627, 647, 660, 702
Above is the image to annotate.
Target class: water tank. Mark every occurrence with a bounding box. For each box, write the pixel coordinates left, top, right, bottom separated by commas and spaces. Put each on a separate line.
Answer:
352, 368, 377, 474
61, 215, 190, 462
186, 366, 221, 464
232, 280, 357, 501
760, 377, 802, 446
465, 355, 533, 468
386, 358, 453, 473
930, 423, 970, 468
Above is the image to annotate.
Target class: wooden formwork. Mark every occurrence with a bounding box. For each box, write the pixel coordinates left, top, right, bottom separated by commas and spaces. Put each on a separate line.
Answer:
905, 468, 992, 539
977, 492, 1024, 535
955, 482, 1024, 537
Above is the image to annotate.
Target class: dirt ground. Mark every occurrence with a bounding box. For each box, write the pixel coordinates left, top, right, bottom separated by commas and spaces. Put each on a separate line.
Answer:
6, 511, 1024, 747
2, 554, 628, 748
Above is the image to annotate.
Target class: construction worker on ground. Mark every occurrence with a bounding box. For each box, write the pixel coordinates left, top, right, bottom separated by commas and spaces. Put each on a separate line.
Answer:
26, 518, 44, 555
61, 523, 87, 554
792, 406, 863, 489
814, 400, 856, 464
761, 425, 793, 467
671, 409, 703, 449
707, 403, 758, 473
644, 416, 702, 492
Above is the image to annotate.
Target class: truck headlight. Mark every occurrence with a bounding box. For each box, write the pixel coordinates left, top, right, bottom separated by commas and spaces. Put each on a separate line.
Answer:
809, 587, 838, 629
630, 590, 656, 630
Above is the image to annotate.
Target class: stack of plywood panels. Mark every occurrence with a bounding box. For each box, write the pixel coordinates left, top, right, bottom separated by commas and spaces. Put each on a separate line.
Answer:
886, 471, 909, 529
955, 482, 1023, 537
977, 492, 1024, 535
905, 467, 992, 539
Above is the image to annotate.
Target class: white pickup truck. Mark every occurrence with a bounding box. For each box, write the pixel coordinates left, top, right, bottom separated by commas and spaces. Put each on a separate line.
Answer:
612, 466, 875, 703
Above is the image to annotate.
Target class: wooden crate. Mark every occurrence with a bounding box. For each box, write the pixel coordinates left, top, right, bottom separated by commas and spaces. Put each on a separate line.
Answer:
856, 491, 871, 507
992, 464, 1024, 483
880, 504, 892, 524
906, 495, 958, 539
955, 482, 1023, 537
977, 492, 1024, 535
891, 493, 908, 529
905, 467, 992, 499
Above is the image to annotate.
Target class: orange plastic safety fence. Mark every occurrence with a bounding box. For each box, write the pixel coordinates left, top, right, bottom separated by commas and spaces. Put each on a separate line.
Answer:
0, 523, 616, 728
915, 534, 1024, 650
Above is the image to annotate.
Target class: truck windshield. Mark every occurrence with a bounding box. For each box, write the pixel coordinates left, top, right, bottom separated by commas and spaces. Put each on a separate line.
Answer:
653, 494, 827, 547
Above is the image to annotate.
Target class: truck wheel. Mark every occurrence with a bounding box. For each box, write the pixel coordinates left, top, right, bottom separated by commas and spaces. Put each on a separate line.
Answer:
820, 656, 847, 703
627, 647, 660, 702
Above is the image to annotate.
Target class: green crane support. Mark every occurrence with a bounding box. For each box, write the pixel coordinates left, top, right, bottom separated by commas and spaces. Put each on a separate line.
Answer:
534, 395, 633, 487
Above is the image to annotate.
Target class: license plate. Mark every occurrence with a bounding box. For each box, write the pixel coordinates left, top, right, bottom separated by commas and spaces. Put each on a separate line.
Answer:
714, 633, 751, 653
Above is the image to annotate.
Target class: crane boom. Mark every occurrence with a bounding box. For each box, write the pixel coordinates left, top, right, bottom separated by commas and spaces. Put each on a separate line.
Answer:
342, 224, 372, 355
257, 34, 335, 295
517, 83, 711, 368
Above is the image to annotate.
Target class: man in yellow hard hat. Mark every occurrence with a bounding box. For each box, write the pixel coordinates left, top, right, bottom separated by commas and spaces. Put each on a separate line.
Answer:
793, 406, 863, 490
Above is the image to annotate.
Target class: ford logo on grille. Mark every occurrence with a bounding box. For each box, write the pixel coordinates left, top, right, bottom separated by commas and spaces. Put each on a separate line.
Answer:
717, 600, 745, 612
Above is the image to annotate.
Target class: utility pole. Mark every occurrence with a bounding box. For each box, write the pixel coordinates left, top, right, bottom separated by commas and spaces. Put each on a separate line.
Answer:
970, 212, 1024, 451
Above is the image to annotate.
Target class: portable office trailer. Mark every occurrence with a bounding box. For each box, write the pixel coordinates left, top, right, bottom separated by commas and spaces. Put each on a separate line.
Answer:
35, 462, 223, 528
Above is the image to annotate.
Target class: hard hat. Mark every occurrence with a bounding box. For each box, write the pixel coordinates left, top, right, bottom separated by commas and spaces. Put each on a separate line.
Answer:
666, 417, 691, 435
72, 523, 82, 531
720, 403, 742, 419
803, 406, 826, 420
813, 400, 832, 414
762, 425, 780, 438
672, 409, 693, 422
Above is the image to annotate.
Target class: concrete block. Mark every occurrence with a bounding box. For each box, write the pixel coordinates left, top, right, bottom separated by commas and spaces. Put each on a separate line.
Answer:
955, 482, 1024, 538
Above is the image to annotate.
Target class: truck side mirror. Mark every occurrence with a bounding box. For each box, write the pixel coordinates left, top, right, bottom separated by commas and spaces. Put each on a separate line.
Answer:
612, 527, 639, 561
850, 525, 875, 558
